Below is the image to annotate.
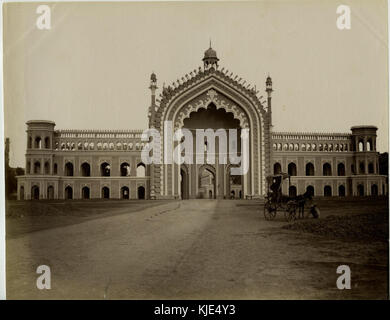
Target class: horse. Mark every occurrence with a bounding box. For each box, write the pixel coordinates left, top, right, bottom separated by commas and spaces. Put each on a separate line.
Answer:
294, 191, 313, 219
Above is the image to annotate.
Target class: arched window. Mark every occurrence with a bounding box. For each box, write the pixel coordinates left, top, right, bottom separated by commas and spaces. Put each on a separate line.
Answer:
101, 162, 110, 176
324, 185, 332, 197
368, 162, 374, 174
65, 162, 74, 176
367, 139, 373, 151
136, 163, 146, 177
65, 186, 73, 200
323, 162, 332, 176
358, 140, 364, 152
34, 137, 42, 149
81, 162, 91, 177
120, 162, 131, 176
273, 162, 281, 174
337, 163, 345, 176
82, 187, 90, 199
289, 186, 297, 197
44, 162, 50, 175
44, 137, 50, 149
338, 185, 345, 197
305, 163, 314, 176
288, 162, 297, 176
306, 185, 314, 197
53, 163, 58, 175
359, 161, 365, 174
34, 161, 41, 174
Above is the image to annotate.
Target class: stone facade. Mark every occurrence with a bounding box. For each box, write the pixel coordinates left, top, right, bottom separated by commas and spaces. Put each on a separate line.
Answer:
16, 47, 387, 200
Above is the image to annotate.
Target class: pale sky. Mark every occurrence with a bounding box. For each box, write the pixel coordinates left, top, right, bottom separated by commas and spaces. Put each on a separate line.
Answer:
3, 0, 388, 167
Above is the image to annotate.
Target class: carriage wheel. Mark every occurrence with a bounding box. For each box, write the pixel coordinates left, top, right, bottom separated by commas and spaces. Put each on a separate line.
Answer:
284, 201, 296, 222
264, 200, 277, 220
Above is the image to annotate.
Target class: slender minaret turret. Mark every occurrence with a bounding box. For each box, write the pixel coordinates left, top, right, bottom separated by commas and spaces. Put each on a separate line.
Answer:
148, 72, 158, 128
266, 75, 273, 128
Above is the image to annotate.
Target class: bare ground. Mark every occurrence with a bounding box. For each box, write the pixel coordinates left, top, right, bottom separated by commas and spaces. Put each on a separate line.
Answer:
5, 198, 388, 299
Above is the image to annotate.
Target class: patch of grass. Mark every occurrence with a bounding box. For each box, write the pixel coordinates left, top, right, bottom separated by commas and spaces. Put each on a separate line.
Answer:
283, 212, 388, 242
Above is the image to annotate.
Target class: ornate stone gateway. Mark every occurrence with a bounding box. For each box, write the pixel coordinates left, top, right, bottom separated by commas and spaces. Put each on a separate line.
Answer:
148, 46, 272, 199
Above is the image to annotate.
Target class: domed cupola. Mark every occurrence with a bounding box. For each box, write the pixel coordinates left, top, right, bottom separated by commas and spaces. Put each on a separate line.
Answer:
203, 42, 219, 70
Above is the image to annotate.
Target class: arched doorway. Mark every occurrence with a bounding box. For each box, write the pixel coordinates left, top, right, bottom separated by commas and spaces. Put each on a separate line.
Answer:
306, 185, 314, 197
357, 184, 364, 196
324, 185, 332, 197
138, 186, 145, 199
121, 186, 130, 199
305, 163, 314, 176
226, 164, 243, 200
47, 186, 54, 199
31, 185, 39, 200
198, 165, 216, 199
371, 184, 378, 196
20, 186, 25, 200
82, 187, 90, 199
180, 166, 189, 200
65, 186, 73, 200
289, 185, 297, 197
338, 185, 345, 197
102, 187, 110, 199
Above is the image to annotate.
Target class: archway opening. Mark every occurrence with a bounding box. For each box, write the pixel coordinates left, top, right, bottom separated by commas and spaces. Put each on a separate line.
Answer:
305, 163, 314, 176
371, 184, 378, 196
81, 163, 91, 177
199, 167, 216, 199
323, 163, 332, 176
337, 163, 345, 176
288, 163, 297, 176
180, 167, 189, 200
306, 185, 314, 197
136, 163, 146, 177
121, 163, 131, 177
65, 162, 74, 176
289, 185, 297, 197
121, 186, 130, 199
338, 185, 345, 197
65, 186, 73, 200
31, 185, 39, 200
20, 186, 25, 200
102, 187, 110, 199
82, 187, 90, 199
357, 184, 364, 196
47, 186, 54, 199
274, 163, 282, 175
101, 163, 111, 177
324, 185, 332, 197
138, 186, 145, 199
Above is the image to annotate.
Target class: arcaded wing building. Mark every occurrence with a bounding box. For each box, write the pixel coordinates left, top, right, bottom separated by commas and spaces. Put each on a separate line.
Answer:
17, 47, 387, 200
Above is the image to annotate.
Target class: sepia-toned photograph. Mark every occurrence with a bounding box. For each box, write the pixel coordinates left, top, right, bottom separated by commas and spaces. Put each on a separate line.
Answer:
2, 0, 389, 301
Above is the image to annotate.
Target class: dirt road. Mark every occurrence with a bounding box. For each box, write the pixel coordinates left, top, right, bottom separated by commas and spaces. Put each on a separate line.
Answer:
6, 200, 387, 299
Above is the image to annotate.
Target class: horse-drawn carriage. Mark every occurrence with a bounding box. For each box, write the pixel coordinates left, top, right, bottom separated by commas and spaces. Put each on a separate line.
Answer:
263, 173, 312, 222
